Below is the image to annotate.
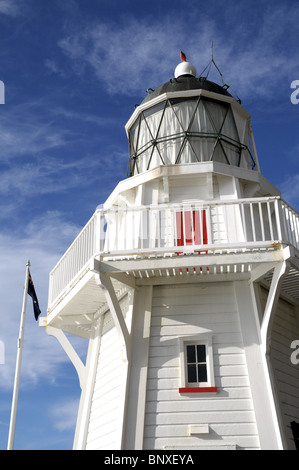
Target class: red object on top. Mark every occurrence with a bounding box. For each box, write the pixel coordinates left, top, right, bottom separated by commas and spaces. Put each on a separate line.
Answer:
180, 50, 187, 62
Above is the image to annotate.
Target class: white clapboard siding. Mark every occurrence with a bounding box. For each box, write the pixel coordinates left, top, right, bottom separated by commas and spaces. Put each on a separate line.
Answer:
143, 282, 260, 450
168, 175, 207, 203
85, 314, 123, 450
85, 294, 130, 450
260, 288, 299, 450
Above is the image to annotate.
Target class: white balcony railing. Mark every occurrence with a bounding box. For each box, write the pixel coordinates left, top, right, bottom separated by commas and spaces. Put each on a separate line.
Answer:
48, 197, 299, 308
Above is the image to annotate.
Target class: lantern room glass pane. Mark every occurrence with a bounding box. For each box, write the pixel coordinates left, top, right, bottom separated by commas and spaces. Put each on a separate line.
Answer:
170, 98, 198, 132
204, 99, 228, 132
128, 95, 258, 175
188, 137, 215, 162
157, 101, 184, 138
143, 102, 165, 137
212, 141, 229, 164
189, 99, 214, 134
222, 106, 240, 142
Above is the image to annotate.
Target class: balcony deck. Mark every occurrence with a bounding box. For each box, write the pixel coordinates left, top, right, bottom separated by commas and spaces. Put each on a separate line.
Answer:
45, 197, 299, 337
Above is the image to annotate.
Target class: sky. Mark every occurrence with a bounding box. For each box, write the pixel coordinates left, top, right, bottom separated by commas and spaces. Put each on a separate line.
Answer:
0, 0, 298, 451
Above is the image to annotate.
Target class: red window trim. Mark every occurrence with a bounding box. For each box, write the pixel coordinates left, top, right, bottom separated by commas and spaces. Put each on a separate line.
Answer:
179, 387, 217, 394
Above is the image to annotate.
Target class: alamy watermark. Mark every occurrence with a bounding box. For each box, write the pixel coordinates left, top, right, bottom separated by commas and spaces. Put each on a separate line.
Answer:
0, 80, 4, 104
290, 340, 299, 365
0, 340, 5, 364
290, 80, 299, 104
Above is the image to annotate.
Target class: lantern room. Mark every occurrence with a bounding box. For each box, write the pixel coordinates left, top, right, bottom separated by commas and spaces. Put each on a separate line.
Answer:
126, 59, 259, 176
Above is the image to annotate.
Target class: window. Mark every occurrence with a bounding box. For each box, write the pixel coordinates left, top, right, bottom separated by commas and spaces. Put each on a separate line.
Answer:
179, 335, 217, 394
186, 344, 208, 384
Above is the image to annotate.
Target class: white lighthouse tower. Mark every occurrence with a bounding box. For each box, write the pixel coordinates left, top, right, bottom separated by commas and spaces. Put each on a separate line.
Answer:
42, 53, 299, 450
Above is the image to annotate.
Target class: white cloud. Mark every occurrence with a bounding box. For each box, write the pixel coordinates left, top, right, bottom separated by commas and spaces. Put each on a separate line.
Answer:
278, 174, 299, 210
0, 0, 19, 17
56, 6, 299, 101
49, 398, 80, 431
0, 156, 99, 198
0, 103, 69, 162
0, 211, 86, 391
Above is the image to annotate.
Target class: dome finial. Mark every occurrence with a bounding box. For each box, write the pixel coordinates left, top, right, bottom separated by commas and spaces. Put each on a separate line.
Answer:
175, 51, 196, 78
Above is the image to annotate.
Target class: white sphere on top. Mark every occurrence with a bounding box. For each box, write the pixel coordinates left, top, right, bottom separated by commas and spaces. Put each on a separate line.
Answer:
174, 61, 197, 78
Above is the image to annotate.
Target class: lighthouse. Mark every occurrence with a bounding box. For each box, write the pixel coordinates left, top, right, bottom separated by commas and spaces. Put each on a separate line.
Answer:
42, 53, 299, 450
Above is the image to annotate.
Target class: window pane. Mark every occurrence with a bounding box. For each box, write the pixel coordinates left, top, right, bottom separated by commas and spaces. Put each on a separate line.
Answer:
203, 99, 228, 133
187, 364, 197, 383
222, 106, 239, 142
197, 344, 206, 363
198, 364, 208, 382
186, 345, 196, 363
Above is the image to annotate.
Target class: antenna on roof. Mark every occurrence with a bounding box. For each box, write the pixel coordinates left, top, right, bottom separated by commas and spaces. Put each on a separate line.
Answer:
198, 42, 241, 104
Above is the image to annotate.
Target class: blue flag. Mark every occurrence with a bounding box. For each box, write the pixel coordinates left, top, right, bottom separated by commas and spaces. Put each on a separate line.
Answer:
27, 271, 41, 321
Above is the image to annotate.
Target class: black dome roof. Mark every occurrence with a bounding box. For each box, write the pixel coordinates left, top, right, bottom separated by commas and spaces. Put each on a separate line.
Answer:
141, 75, 233, 105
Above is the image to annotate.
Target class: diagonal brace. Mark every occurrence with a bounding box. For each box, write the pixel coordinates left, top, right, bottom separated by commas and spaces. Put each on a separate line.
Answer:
46, 325, 86, 389
96, 272, 131, 361
260, 261, 289, 355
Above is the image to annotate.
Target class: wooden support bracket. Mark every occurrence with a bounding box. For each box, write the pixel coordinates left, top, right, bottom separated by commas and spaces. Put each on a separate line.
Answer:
46, 325, 86, 389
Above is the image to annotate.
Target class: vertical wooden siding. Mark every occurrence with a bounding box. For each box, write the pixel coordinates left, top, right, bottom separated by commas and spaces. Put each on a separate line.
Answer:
143, 282, 260, 450
85, 292, 129, 449
260, 288, 299, 449
85, 311, 123, 450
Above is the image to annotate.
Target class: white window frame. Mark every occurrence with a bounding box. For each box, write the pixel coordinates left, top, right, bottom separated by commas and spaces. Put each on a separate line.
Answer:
179, 334, 216, 390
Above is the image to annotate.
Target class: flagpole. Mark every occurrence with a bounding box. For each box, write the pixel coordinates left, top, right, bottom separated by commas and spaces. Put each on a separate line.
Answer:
7, 260, 31, 450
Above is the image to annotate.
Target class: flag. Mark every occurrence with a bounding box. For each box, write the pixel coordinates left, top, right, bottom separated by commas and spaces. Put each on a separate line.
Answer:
27, 271, 41, 320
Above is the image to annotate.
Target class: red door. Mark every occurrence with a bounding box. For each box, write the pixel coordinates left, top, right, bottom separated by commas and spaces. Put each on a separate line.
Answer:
176, 210, 207, 251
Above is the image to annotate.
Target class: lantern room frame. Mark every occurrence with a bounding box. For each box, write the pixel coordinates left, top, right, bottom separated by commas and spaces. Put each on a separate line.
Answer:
127, 90, 259, 177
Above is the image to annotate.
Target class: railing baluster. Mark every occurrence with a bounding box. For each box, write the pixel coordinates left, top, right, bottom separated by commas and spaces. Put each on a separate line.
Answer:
48, 197, 299, 308
294, 209, 299, 248
239, 203, 245, 242
267, 201, 274, 240
258, 202, 265, 241
290, 209, 296, 246
274, 198, 282, 241
249, 203, 256, 242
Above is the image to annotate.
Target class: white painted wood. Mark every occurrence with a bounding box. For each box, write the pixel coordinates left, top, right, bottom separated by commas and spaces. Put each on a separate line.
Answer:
260, 290, 299, 449
260, 262, 289, 355
143, 282, 261, 450
189, 424, 209, 435
235, 281, 282, 449
44, 72, 299, 453
48, 194, 298, 309
46, 326, 85, 389
73, 315, 104, 450
85, 290, 132, 450
85, 314, 123, 449
124, 286, 153, 449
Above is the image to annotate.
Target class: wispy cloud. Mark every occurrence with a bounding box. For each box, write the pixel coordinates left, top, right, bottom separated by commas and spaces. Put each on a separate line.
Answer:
55, 6, 299, 100
0, 0, 19, 17
0, 211, 85, 391
278, 174, 299, 210
0, 103, 69, 162
0, 94, 125, 213
49, 398, 80, 431
0, 156, 98, 198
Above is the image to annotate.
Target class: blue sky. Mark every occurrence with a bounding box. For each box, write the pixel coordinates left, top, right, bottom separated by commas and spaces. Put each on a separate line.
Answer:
0, 0, 298, 450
